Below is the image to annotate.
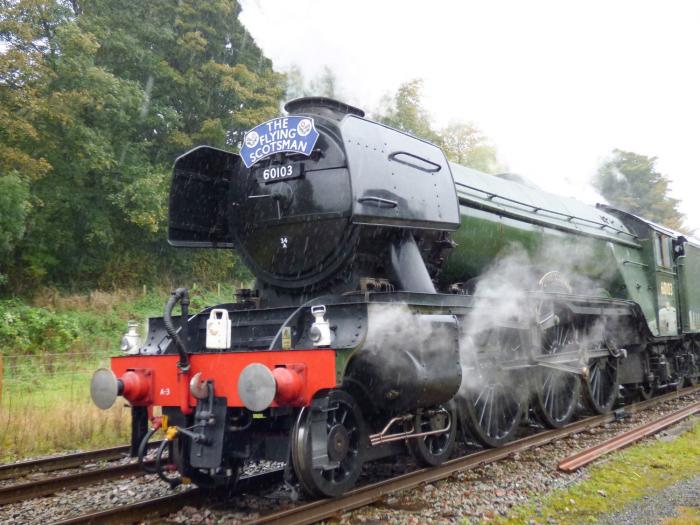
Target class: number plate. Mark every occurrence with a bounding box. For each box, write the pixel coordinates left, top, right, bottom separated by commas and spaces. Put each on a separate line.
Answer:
254, 163, 301, 184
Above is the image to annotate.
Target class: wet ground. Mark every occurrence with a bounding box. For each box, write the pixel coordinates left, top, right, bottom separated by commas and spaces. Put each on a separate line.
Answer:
599, 475, 700, 525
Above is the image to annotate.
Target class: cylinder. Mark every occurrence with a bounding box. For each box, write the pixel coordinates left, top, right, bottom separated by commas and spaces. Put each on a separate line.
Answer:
344, 306, 462, 413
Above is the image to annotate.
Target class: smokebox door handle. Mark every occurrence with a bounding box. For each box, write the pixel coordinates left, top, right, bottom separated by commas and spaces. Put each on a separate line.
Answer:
388, 151, 441, 173
358, 196, 398, 209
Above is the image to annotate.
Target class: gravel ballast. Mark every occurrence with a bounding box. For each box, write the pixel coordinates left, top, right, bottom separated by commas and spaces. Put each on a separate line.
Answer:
0, 390, 697, 525
598, 475, 700, 525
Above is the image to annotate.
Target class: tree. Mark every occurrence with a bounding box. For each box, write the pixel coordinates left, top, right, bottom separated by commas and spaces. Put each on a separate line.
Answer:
440, 122, 502, 174
79, 0, 284, 158
309, 65, 339, 99
285, 64, 340, 100
0, 0, 283, 292
375, 79, 439, 143
0, 0, 64, 282
0, 173, 30, 285
376, 79, 501, 173
594, 149, 685, 231
285, 64, 306, 100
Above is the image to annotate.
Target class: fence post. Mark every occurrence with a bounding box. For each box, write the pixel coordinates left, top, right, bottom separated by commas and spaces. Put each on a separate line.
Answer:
0, 354, 3, 405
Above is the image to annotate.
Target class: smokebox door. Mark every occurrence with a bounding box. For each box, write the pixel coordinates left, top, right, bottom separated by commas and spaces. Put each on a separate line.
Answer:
169, 146, 239, 248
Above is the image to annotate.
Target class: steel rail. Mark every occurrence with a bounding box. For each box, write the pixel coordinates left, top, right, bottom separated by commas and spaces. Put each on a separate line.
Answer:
246, 386, 700, 525
19, 385, 697, 525
51, 489, 206, 525
558, 400, 700, 472
0, 461, 152, 505
50, 469, 285, 525
0, 442, 161, 481
0, 446, 131, 482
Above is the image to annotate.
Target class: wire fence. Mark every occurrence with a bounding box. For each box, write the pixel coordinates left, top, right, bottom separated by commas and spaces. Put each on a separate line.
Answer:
0, 351, 129, 460
0, 351, 113, 399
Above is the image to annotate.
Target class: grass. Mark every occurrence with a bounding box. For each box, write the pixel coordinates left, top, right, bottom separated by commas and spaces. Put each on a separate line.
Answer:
0, 284, 244, 462
664, 507, 700, 525
0, 373, 131, 462
494, 421, 700, 525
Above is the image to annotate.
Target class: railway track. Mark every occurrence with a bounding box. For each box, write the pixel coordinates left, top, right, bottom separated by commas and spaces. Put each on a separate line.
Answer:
0, 461, 152, 505
0, 442, 161, 482
558, 399, 700, 472
51, 469, 285, 525
247, 386, 700, 525
0, 445, 133, 482
23, 385, 697, 525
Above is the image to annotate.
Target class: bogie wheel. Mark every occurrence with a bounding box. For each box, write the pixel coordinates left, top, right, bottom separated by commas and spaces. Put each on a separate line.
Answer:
638, 382, 655, 400
406, 403, 457, 467
532, 322, 581, 428
458, 328, 525, 448
684, 340, 700, 387
582, 356, 619, 414
291, 390, 367, 498
622, 382, 654, 403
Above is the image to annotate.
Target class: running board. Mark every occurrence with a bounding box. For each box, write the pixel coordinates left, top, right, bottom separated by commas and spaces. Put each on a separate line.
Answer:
466, 347, 623, 375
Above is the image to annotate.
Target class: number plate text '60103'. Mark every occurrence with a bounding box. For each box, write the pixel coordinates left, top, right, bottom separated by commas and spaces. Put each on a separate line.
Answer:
254, 163, 302, 184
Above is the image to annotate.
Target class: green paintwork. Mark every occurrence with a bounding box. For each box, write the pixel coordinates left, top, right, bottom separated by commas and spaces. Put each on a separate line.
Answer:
601, 208, 699, 337
675, 243, 700, 333
606, 239, 658, 334
440, 162, 694, 337
334, 347, 355, 384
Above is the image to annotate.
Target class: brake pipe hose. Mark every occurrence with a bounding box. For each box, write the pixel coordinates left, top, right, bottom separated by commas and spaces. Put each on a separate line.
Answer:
137, 427, 159, 474
163, 287, 190, 371
155, 437, 182, 488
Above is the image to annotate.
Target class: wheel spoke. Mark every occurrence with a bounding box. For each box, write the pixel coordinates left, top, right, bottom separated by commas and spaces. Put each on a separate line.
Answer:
462, 329, 524, 446
478, 388, 490, 427
486, 389, 494, 437
493, 390, 503, 438
535, 323, 580, 428
583, 356, 618, 414
292, 391, 365, 497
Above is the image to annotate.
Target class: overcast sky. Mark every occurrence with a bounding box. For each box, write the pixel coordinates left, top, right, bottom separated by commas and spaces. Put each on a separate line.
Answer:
239, 1, 700, 230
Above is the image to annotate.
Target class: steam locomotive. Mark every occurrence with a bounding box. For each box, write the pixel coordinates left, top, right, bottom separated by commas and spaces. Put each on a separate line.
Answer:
91, 97, 700, 497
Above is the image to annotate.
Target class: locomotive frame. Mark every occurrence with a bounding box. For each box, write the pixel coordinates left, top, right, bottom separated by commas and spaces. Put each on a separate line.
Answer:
91, 97, 700, 498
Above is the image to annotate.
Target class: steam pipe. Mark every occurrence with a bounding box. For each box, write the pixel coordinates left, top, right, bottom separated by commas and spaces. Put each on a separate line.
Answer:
368, 411, 452, 446
164, 287, 190, 371
389, 233, 436, 293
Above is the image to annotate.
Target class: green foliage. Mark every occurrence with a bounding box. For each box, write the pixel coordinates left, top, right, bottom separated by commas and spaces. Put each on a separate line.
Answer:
375, 79, 502, 173
0, 284, 247, 360
0, 0, 283, 293
376, 79, 440, 143
0, 172, 30, 255
0, 299, 81, 355
285, 64, 340, 100
595, 149, 686, 231
440, 122, 502, 174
